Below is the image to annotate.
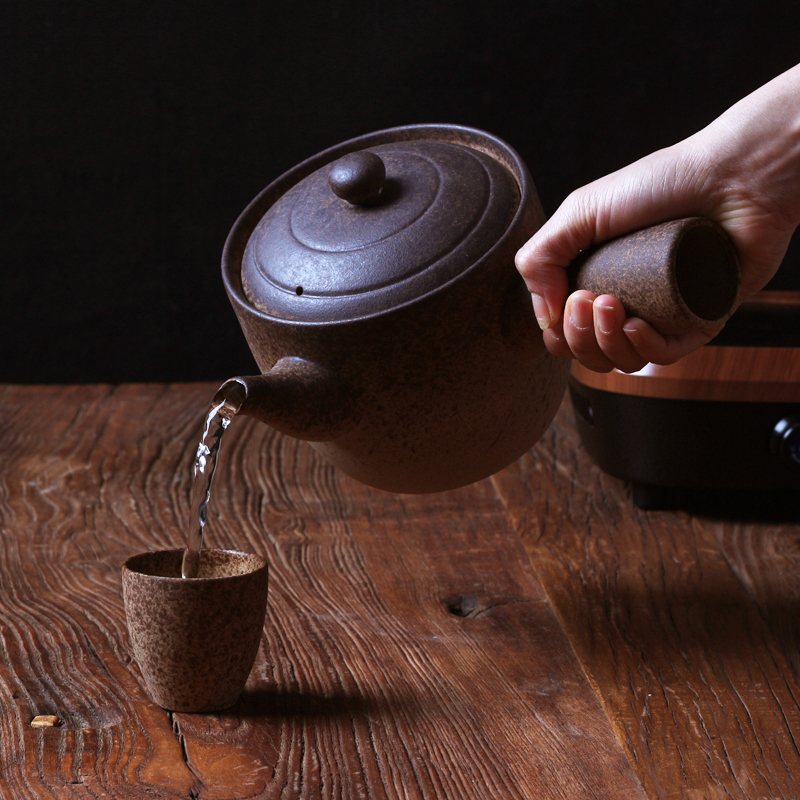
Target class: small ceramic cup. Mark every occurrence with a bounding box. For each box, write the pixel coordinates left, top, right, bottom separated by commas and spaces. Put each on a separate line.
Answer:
122, 548, 269, 712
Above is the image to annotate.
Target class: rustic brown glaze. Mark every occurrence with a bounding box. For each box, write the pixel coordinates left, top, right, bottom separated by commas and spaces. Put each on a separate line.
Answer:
122, 549, 269, 712
221, 125, 740, 494
572, 217, 740, 334
223, 124, 563, 493
328, 150, 386, 205
239, 137, 520, 322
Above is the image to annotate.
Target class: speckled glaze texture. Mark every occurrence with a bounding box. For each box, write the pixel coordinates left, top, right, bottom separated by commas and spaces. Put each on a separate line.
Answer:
222, 124, 567, 494
122, 549, 269, 713
572, 217, 740, 335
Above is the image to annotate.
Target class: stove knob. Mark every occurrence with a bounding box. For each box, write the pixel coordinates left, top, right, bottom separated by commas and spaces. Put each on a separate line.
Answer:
771, 414, 800, 469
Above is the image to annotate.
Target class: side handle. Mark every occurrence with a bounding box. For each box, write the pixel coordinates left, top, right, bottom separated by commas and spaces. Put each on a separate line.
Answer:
570, 217, 740, 335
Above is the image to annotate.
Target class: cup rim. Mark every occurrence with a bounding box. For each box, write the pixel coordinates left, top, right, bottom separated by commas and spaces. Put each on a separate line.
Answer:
122, 548, 268, 582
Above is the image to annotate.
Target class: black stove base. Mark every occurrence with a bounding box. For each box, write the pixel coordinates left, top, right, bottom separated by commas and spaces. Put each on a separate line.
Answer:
569, 379, 800, 514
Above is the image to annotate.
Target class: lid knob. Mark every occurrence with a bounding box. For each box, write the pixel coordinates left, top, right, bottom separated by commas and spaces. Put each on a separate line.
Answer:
328, 151, 386, 205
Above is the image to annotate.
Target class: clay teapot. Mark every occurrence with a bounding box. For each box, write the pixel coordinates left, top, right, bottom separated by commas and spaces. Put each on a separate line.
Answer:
218, 124, 739, 493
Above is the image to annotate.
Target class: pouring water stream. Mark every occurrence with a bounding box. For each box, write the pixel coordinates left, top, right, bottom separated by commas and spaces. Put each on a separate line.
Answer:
182, 383, 246, 579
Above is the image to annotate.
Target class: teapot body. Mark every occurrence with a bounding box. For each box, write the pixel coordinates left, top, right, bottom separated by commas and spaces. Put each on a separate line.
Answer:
222, 125, 567, 492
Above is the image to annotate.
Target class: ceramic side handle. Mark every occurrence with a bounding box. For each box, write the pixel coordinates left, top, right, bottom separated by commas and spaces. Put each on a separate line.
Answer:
570, 217, 740, 335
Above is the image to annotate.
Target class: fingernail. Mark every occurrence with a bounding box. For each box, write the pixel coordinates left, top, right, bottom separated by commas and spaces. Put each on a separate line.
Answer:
623, 322, 642, 347
568, 297, 593, 330
595, 303, 616, 335
531, 294, 551, 330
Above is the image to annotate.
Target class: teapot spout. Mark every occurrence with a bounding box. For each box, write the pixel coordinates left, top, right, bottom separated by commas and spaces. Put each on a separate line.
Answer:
215, 357, 355, 442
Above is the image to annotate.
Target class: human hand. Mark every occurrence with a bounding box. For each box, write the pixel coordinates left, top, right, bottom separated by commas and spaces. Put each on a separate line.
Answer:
515, 63, 800, 373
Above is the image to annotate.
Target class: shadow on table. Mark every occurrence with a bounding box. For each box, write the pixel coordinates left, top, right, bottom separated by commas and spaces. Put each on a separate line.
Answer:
631, 485, 800, 523
579, 567, 800, 682
231, 686, 412, 720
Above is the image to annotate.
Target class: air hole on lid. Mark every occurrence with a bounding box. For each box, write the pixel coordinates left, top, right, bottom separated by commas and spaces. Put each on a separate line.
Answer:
295, 286, 304, 296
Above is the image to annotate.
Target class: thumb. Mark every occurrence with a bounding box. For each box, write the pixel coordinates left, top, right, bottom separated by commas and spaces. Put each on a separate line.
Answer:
515, 195, 600, 330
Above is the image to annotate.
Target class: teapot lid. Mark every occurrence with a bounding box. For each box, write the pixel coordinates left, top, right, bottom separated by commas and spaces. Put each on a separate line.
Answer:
236, 128, 522, 322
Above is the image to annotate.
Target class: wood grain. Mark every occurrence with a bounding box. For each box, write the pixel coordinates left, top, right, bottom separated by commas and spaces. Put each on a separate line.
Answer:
492, 399, 800, 799
572, 346, 800, 402
0, 384, 644, 799
711, 519, 800, 688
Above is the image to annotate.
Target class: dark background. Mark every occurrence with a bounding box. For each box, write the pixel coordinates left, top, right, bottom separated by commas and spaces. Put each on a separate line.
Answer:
3, 1, 799, 384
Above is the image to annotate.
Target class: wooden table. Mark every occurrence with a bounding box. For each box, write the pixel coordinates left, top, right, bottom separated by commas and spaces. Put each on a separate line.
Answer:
2, 383, 799, 799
